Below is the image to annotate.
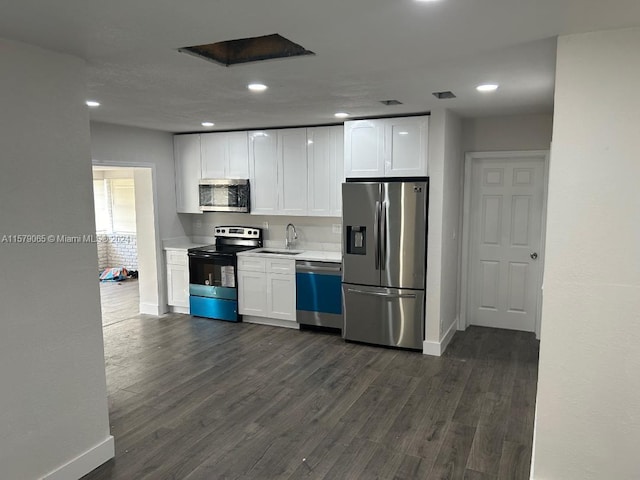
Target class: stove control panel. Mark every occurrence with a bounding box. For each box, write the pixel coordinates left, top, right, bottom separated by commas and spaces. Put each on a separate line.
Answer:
214, 226, 262, 239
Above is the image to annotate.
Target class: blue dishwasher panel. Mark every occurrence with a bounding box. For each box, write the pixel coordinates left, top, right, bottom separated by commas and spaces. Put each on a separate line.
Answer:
296, 272, 342, 314
190, 295, 238, 322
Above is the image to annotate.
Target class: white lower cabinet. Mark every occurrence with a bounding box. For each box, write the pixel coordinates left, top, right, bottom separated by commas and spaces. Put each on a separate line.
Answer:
237, 270, 267, 316
166, 249, 189, 312
237, 256, 297, 328
266, 273, 296, 321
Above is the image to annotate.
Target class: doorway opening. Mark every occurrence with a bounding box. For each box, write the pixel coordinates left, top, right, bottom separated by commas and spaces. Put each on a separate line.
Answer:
92, 165, 161, 325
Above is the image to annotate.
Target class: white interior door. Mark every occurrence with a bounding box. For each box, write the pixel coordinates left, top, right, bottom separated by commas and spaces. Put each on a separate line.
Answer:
466, 152, 547, 333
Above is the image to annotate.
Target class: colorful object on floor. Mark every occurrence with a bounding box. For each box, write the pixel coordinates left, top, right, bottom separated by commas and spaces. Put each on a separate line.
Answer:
99, 267, 129, 282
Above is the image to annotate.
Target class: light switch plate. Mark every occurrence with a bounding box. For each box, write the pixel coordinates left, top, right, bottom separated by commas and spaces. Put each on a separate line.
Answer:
332, 224, 342, 234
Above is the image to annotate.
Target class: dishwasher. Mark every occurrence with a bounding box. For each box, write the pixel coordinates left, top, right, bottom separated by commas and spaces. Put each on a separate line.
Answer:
295, 261, 343, 330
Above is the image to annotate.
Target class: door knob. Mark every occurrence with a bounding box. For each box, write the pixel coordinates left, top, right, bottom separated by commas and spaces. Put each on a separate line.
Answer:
530, 252, 538, 260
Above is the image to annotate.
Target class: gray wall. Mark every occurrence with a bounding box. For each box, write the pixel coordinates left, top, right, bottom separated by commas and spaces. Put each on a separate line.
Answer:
0, 38, 112, 479
462, 113, 553, 153
90, 122, 191, 241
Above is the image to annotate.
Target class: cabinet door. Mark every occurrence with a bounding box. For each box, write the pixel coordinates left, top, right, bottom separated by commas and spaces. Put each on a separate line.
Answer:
267, 273, 296, 321
238, 270, 267, 316
200, 133, 227, 179
226, 132, 250, 178
344, 120, 385, 178
384, 116, 429, 177
330, 126, 345, 216
248, 131, 279, 215
278, 128, 308, 215
167, 262, 189, 308
307, 125, 343, 217
307, 127, 330, 216
174, 134, 202, 214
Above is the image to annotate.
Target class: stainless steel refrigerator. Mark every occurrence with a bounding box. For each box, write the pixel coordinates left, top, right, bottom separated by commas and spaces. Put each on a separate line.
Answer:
342, 179, 428, 350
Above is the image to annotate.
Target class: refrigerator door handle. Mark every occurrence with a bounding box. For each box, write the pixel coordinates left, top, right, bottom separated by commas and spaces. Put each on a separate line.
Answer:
346, 288, 417, 299
380, 201, 387, 270
374, 201, 380, 270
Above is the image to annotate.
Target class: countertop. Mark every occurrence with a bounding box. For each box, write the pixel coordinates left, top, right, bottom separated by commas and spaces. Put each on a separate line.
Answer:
237, 248, 342, 263
163, 237, 209, 251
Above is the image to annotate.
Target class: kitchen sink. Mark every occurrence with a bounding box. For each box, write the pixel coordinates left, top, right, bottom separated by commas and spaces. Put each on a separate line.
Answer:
259, 250, 302, 255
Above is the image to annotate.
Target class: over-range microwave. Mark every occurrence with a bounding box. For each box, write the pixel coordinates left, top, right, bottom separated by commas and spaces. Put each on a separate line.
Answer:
198, 179, 250, 213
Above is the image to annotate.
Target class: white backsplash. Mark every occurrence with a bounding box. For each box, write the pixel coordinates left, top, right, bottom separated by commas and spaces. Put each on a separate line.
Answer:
191, 212, 342, 252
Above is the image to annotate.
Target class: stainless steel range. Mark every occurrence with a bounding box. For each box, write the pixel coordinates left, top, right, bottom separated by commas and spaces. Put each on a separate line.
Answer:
188, 226, 262, 321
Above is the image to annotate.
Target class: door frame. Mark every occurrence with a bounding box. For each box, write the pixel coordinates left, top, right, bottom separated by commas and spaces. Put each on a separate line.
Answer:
459, 150, 550, 339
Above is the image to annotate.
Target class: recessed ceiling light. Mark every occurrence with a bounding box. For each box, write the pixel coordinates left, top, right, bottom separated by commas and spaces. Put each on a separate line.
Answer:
476, 84, 499, 92
307, 139, 314, 145
334, 112, 350, 118
248, 83, 268, 92
201, 122, 215, 127
416, 0, 441, 2
398, 131, 410, 135
86, 100, 100, 107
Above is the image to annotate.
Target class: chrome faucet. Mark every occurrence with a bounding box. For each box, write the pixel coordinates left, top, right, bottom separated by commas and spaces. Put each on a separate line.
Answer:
285, 223, 298, 249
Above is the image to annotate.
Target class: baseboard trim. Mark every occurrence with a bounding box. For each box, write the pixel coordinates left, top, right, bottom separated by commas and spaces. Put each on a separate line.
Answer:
42, 435, 114, 480
440, 319, 458, 354
169, 305, 190, 314
243, 315, 300, 330
139, 302, 161, 315
422, 319, 459, 356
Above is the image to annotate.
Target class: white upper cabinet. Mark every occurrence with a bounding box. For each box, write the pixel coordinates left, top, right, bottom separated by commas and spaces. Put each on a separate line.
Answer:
248, 131, 279, 215
175, 126, 345, 217
249, 128, 309, 216
384, 116, 429, 177
344, 115, 429, 178
344, 120, 385, 177
173, 134, 202, 214
278, 128, 308, 216
201, 131, 249, 179
307, 125, 344, 217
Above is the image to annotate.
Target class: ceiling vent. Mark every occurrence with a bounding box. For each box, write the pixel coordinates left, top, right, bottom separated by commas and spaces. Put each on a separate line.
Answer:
380, 99, 403, 106
432, 91, 457, 99
179, 33, 315, 67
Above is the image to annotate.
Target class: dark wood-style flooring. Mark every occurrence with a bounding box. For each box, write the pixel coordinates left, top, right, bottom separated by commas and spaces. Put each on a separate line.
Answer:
85, 293, 539, 480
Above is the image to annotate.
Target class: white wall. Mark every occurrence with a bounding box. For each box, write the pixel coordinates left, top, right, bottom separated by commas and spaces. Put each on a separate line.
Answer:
0, 38, 113, 479
532, 27, 640, 480
439, 110, 463, 339
425, 108, 463, 354
462, 113, 553, 153
134, 168, 162, 314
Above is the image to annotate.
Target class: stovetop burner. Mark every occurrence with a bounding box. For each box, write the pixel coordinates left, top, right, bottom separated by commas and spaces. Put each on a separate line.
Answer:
188, 226, 263, 257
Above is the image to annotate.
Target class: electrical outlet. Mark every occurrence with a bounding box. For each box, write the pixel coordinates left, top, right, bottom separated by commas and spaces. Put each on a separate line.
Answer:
195, 220, 202, 229
332, 224, 342, 234
262, 221, 269, 230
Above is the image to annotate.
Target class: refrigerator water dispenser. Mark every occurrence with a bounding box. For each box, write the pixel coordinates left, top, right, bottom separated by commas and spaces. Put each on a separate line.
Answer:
346, 226, 366, 255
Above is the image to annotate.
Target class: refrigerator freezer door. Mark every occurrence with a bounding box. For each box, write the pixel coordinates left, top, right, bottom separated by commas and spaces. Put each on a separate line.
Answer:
342, 182, 382, 286
342, 283, 424, 349
381, 181, 428, 289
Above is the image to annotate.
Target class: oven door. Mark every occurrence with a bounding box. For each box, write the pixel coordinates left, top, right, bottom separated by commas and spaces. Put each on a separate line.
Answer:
188, 253, 239, 321
199, 179, 250, 212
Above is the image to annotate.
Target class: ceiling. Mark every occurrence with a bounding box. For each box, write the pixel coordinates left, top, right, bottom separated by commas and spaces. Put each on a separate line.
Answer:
1, 0, 640, 133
